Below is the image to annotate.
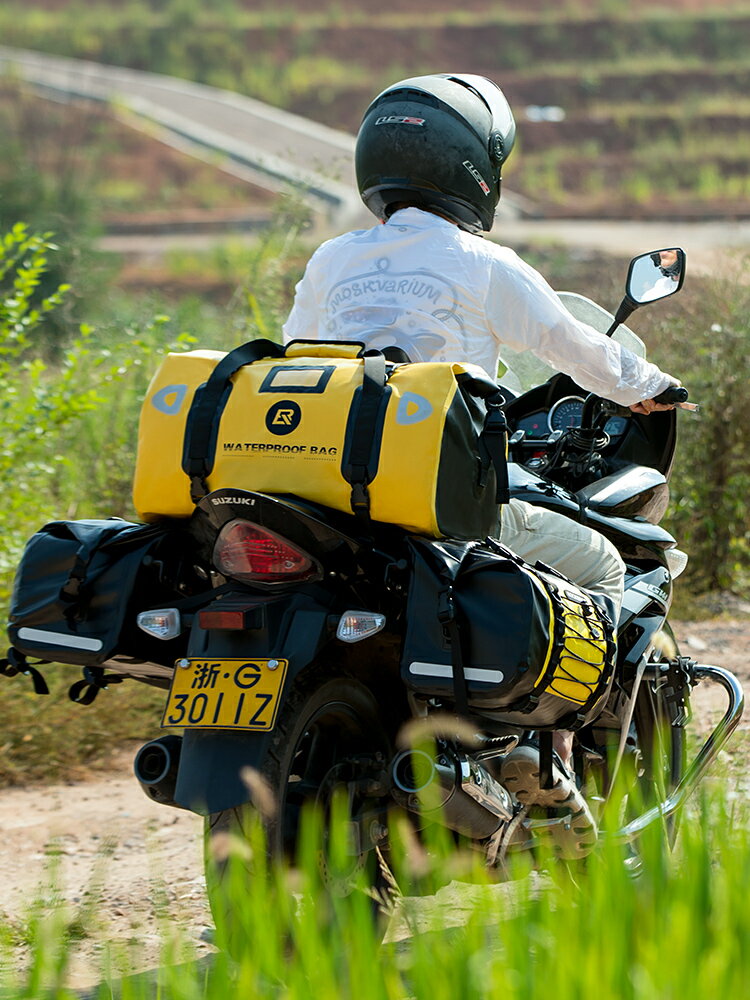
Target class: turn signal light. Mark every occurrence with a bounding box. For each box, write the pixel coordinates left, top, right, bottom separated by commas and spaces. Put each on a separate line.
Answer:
213, 519, 320, 585
137, 608, 182, 640
336, 611, 386, 644
665, 547, 689, 580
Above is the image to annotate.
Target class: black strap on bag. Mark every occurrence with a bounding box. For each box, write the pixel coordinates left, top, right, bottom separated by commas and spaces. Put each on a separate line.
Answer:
341, 351, 389, 522
427, 541, 481, 719
0, 648, 50, 695
479, 397, 510, 505
458, 374, 510, 505
438, 587, 471, 719
42, 519, 144, 603
69, 665, 124, 706
57, 521, 166, 625
183, 338, 285, 502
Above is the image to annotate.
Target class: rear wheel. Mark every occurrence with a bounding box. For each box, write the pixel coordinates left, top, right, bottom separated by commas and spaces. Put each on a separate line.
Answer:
205, 668, 394, 945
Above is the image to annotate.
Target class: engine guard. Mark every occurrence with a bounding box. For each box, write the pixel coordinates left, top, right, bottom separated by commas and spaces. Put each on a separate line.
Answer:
612, 661, 744, 843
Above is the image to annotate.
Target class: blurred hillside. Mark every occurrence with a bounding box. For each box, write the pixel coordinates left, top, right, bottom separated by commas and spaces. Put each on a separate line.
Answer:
1, 0, 749, 219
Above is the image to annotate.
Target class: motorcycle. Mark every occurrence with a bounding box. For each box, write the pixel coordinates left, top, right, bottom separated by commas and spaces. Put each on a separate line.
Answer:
3, 247, 744, 920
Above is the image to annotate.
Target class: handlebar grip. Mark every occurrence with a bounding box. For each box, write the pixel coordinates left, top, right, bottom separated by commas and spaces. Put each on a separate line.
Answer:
653, 385, 689, 405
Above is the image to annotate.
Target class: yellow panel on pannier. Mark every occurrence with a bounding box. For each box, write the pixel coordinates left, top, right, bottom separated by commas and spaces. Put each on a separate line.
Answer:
132, 339, 508, 539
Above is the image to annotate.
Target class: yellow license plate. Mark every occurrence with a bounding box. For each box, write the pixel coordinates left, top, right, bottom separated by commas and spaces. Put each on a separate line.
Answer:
161, 658, 288, 731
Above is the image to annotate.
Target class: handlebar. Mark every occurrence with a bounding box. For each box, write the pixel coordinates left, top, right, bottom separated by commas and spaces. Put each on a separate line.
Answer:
653, 385, 689, 405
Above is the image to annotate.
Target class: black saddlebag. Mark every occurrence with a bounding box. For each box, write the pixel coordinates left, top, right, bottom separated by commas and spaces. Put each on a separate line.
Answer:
401, 537, 616, 729
7, 519, 174, 666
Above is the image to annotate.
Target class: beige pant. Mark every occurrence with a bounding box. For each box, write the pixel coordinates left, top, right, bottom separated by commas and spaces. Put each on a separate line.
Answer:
498, 498, 625, 624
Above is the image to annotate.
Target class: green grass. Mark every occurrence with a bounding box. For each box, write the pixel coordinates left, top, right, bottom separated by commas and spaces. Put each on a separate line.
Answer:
0, 666, 166, 786
1, 786, 749, 998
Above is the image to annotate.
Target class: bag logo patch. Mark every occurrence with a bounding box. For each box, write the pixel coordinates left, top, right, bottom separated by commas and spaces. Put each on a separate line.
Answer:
151, 384, 187, 415
396, 392, 433, 425
265, 400, 302, 435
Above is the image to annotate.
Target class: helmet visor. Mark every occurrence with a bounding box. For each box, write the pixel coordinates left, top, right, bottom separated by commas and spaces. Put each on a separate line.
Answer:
445, 74, 516, 136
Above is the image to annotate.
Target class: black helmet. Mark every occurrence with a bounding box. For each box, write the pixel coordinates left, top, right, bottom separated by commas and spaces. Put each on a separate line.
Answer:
355, 73, 516, 233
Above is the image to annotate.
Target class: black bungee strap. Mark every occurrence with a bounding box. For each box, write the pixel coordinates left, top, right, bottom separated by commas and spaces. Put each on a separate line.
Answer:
183, 338, 284, 502
341, 351, 389, 521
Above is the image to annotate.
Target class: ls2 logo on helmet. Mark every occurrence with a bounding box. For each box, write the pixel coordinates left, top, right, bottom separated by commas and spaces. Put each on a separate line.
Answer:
265, 400, 302, 436
462, 160, 491, 196
375, 115, 426, 126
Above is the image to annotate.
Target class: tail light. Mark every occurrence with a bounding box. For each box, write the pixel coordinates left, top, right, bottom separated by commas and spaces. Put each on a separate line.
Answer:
212, 519, 321, 585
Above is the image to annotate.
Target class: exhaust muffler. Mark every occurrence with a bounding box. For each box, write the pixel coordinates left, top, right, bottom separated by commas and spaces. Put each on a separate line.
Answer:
391, 745, 515, 839
134, 734, 184, 808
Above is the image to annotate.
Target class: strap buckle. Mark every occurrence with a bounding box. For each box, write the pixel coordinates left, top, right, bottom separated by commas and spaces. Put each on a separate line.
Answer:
437, 589, 455, 625
349, 481, 371, 516
190, 474, 210, 504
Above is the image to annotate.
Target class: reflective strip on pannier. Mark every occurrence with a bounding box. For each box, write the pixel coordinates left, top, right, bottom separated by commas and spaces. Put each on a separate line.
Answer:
132, 338, 509, 539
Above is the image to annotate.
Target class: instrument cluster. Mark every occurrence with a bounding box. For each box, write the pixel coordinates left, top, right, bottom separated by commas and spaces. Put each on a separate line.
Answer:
513, 396, 629, 440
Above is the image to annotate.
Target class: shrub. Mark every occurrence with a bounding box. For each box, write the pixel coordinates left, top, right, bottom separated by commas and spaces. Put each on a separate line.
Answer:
657, 259, 750, 593
0, 225, 190, 603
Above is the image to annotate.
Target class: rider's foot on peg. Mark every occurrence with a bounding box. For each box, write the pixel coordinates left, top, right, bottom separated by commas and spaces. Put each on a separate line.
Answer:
499, 743, 598, 860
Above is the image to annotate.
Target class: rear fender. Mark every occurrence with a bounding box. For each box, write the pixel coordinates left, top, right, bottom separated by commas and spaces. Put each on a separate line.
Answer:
173, 594, 332, 814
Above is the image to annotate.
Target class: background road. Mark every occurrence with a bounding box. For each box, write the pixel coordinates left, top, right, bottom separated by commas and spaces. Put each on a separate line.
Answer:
0, 46, 531, 233
3, 46, 748, 273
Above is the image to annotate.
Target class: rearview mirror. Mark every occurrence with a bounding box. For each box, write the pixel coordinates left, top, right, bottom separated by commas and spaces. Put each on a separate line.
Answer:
626, 248, 686, 305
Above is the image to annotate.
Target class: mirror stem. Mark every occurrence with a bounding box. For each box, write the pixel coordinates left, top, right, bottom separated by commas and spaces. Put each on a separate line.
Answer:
604, 297, 638, 338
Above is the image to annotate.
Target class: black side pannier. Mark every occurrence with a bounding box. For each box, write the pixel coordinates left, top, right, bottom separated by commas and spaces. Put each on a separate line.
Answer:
7, 519, 173, 667
401, 537, 616, 730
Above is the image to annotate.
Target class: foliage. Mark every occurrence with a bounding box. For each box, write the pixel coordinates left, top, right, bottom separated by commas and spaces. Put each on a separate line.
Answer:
0, 234, 173, 627
652, 257, 750, 593
0, 225, 85, 570
507, 242, 749, 596
0, 82, 112, 343
2, 0, 750, 218
0, 666, 166, 785
1, 785, 750, 997
0, 226, 212, 784
0, 217, 310, 783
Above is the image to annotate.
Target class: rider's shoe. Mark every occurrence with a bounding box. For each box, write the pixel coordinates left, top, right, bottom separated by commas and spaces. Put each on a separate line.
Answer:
499, 743, 598, 859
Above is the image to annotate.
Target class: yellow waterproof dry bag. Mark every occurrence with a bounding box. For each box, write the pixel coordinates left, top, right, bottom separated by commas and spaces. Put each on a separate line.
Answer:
132, 338, 508, 538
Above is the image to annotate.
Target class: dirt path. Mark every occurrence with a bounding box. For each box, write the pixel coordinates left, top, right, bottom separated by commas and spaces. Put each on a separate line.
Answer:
0, 616, 747, 991
0, 747, 212, 990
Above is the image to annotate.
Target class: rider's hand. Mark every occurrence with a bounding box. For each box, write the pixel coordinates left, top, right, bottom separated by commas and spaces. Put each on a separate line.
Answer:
630, 381, 684, 415
629, 398, 676, 415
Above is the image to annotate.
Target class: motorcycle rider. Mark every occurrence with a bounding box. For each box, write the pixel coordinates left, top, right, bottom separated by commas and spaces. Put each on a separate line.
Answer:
282, 73, 681, 807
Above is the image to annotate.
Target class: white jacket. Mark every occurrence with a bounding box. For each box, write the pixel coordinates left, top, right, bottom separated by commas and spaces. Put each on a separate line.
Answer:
282, 208, 674, 406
